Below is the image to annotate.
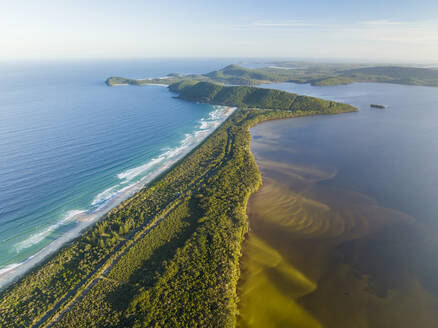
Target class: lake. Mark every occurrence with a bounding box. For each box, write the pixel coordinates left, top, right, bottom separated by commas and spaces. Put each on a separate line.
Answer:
238, 82, 438, 328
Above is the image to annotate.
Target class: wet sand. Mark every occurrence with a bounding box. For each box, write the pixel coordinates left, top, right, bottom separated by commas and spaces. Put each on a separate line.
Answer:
237, 121, 438, 328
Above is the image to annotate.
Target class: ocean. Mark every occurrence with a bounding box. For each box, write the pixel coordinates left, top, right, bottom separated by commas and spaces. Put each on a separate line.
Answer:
0, 59, 234, 286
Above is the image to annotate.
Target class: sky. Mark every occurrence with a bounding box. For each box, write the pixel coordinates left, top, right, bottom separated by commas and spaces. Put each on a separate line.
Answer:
1, 0, 438, 63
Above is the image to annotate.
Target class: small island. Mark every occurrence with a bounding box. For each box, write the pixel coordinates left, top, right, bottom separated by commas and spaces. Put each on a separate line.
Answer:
370, 104, 386, 109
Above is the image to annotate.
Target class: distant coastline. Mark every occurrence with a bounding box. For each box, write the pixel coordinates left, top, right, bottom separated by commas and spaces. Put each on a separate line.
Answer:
106, 63, 438, 88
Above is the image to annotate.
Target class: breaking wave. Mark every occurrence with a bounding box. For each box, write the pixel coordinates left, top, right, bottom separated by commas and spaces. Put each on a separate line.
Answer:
1, 105, 235, 288
14, 209, 85, 252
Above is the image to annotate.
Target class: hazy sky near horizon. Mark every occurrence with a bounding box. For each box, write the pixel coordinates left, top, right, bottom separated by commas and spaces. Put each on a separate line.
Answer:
1, 0, 438, 62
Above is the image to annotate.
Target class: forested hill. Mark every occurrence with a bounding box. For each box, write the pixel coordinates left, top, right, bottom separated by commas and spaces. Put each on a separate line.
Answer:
204, 64, 277, 85
169, 80, 357, 113
339, 66, 438, 86
202, 64, 438, 86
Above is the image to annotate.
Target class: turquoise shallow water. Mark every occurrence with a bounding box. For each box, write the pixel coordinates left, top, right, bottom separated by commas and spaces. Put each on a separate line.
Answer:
0, 59, 233, 282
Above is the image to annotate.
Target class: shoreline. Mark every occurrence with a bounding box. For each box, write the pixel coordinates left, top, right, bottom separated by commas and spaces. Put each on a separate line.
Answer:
0, 80, 357, 326
236, 114, 436, 327
0, 105, 236, 290
235, 111, 360, 327
0, 175, 146, 288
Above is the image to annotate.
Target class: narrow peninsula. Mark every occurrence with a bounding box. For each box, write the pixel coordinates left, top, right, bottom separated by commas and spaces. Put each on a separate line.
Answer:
0, 71, 356, 328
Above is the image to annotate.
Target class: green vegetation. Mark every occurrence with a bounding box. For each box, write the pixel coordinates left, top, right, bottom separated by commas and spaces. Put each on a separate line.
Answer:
0, 83, 356, 327
105, 76, 181, 86
170, 81, 354, 113
204, 64, 279, 85
311, 76, 354, 86
204, 63, 438, 86
340, 66, 438, 86
107, 63, 438, 87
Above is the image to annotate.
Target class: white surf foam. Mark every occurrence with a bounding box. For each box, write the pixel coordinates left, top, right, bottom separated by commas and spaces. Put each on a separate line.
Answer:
0, 263, 21, 276
117, 155, 166, 182
14, 209, 85, 252
116, 105, 235, 185
0, 105, 236, 289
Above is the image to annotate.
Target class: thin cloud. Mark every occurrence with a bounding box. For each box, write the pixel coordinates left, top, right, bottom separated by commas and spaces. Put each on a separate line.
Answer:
362, 19, 405, 26
251, 20, 316, 28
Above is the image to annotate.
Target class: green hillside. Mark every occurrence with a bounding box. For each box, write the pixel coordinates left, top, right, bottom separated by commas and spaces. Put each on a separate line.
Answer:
204, 64, 277, 84
340, 66, 438, 86
204, 64, 438, 87
170, 81, 355, 113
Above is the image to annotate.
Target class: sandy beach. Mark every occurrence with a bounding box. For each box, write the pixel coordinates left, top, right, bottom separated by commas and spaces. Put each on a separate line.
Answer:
0, 105, 236, 289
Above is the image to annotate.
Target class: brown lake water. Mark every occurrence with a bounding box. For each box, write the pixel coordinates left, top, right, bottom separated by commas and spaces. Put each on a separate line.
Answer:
238, 82, 438, 328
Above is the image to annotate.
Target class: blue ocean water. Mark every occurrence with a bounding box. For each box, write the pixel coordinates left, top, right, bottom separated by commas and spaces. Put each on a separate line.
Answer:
0, 59, 234, 283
